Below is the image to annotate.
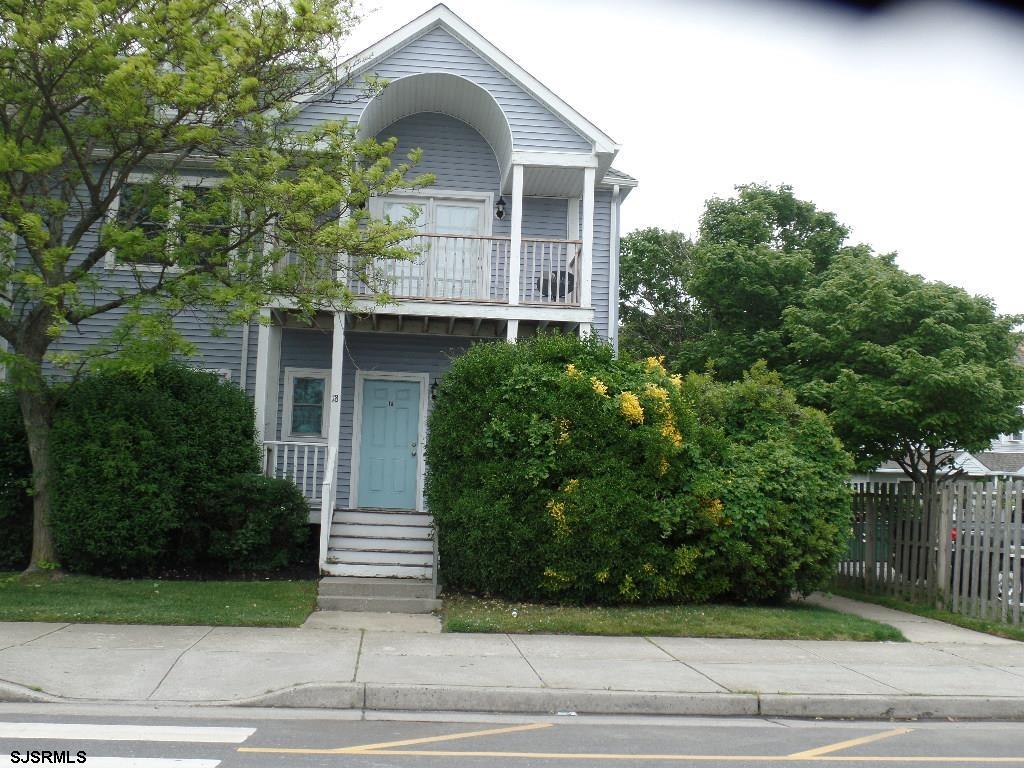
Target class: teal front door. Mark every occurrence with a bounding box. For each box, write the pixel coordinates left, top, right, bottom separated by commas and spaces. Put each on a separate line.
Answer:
357, 378, 421, 509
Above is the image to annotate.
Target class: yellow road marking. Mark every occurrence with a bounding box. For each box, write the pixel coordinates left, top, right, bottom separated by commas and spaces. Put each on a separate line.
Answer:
238, 721, 552, 754
788, 728, 912, 758
332, 750, 1024, 763
238, 720, 1024, 763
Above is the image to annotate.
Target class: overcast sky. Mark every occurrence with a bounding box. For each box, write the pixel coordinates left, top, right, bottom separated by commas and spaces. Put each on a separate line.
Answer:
347, 0, 1024, 315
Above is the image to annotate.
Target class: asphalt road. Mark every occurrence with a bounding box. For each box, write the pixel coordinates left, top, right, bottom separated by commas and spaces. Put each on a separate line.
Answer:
1, 703, 1023, 767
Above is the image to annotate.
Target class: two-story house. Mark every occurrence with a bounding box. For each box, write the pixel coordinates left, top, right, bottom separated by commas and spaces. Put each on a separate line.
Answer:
12, 5, 633, 597
41, 5, 628, 590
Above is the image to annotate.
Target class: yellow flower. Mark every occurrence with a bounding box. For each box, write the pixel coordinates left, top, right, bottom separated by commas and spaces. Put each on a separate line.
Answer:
658, 457, 670, 476
645, 355, 666, 374
542, 567, 572, 590
556, 417, 571, 445
644, 382, 670, 414
590, 376, 609, 397
703, 498, 724, 525
563, 478, 579, 494
619, 391, 644, 424
547, 499, 570, 539
668, 373, 683, 390
661, 421, 683, 448
565, 363, 581, 379
595, 568, 609, 584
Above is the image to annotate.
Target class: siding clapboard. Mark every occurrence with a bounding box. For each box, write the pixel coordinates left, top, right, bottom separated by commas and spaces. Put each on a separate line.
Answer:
294, 25, 592, 153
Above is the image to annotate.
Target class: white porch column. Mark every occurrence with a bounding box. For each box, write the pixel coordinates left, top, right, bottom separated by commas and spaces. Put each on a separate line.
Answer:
505, 318, 519, 342
581, 166, 595, 310
507, 163, 524, 307
319, 310, 345, 568
253, 308, 282, 444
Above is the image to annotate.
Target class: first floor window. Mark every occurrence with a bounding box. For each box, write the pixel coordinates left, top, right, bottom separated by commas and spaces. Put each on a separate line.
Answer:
284, 368, 330, 440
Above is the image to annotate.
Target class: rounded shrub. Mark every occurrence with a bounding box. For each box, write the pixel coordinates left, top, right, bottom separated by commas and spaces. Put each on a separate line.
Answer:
425, 334, 852, 604
0, 389, 32, 570
191, 474, 310, 573
49, 364, 307, 575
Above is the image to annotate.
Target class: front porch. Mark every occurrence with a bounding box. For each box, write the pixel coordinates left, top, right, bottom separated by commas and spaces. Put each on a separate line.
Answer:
256, 314, 566, 587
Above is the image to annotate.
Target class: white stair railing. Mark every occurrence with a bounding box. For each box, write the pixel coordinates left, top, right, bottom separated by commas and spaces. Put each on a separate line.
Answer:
263, 440, 327, 500
318, 444, 338, 569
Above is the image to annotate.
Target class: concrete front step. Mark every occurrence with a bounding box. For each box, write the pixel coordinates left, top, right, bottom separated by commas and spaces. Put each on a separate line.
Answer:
316, 595, 442, 613
327, 549, 432, 567
334, 509, 432, 527
319, 576, 433, 598
322, 562, 432, 579
331, 522, 432, 539
329, 535, 432, 554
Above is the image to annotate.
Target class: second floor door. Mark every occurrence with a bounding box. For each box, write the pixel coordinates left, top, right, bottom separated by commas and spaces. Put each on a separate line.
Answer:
377, 194, 490, 300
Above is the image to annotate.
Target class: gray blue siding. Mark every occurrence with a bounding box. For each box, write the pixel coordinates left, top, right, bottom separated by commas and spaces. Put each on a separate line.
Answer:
274, 328, 477, 512
295, 26, 592, 153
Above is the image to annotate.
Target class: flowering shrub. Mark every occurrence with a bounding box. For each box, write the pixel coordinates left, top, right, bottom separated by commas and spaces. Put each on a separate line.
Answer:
425, 334, 852, 604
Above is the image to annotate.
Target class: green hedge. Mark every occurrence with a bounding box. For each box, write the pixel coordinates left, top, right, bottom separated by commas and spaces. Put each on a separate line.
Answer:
0, 389, 32, 570
425, 334, 852, 604
45, 365, 309, 576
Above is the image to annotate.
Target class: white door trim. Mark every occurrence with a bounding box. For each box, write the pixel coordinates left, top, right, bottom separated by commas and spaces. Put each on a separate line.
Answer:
348, 370, 430, 511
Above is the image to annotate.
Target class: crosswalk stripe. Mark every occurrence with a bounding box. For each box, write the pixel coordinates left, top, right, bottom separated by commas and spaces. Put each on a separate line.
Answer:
0, 722, 253, 743
1, 759, 220, 768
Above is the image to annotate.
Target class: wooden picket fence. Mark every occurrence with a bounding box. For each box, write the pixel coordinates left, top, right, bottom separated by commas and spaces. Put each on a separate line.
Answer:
837, 479, 1023, 625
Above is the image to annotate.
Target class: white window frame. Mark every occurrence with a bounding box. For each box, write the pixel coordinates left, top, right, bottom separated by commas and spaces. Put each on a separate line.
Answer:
105, 173, 224, 272
369, 189, 494, 235
282, 366, 332, 442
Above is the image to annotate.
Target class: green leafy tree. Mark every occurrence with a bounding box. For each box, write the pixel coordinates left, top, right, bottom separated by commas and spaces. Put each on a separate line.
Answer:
624, 184, 1024, 489
0, 0, 431, 570
683, 184, 851, 377
617, 227, 704, 360
783, 252, 1024, 493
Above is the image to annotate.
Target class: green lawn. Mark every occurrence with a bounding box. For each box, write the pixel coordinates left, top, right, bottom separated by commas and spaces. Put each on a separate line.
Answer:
0, 573, 317, 627
442, 594, 905, 640
830, 586, 1024, 643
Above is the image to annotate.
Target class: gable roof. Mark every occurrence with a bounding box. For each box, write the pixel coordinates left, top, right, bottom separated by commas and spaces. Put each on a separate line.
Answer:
311, 4, 620, 157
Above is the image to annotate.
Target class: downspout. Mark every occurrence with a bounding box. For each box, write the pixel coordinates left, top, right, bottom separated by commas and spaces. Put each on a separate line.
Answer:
238, 322, 249, 392
609, 184, 621, 356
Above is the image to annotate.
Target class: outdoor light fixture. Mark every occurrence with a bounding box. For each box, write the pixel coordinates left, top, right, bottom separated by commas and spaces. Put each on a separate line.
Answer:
430, 377, 440, 401
494, 196, 506, 220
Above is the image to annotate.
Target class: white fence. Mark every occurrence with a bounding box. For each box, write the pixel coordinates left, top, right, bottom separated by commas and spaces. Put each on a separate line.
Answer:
839, 479, 1023, 625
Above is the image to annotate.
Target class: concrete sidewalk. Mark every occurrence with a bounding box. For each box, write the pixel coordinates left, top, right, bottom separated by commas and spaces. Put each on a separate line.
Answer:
1, 604, 1023, 720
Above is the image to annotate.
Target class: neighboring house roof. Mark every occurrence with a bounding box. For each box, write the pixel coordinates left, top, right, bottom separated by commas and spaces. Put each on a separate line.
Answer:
972, 451, 1024, 474
305, 3, 620, 157
602, 167, 638, 187
869, 450, 1024, 477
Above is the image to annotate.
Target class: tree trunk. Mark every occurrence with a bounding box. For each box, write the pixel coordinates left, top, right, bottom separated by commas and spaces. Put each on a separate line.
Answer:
16, 373, 58, 572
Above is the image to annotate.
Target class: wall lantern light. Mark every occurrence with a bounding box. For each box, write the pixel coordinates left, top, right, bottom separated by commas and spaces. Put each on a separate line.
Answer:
494, 196, 506, 220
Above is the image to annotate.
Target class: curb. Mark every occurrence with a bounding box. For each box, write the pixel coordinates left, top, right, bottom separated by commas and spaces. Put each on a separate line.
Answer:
0, 679, 63, 705
4, 680, 1024, 720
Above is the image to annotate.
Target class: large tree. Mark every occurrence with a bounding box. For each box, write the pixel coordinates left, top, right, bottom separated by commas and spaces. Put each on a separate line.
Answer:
0, 0, 430, 570
783, 251, 1024, 492
618, 227, 702, 361
620, 184, 1024, 487
682, 184, 851, 378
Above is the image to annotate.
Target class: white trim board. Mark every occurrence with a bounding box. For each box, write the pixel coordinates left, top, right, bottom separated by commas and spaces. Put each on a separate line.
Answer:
348, 370, 430, 512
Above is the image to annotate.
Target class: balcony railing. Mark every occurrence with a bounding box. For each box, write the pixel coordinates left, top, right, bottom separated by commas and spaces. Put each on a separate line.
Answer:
350, 234, 582, 306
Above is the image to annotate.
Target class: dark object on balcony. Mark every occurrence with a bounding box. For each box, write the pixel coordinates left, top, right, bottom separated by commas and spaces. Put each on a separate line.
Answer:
537, 270, 575, 300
